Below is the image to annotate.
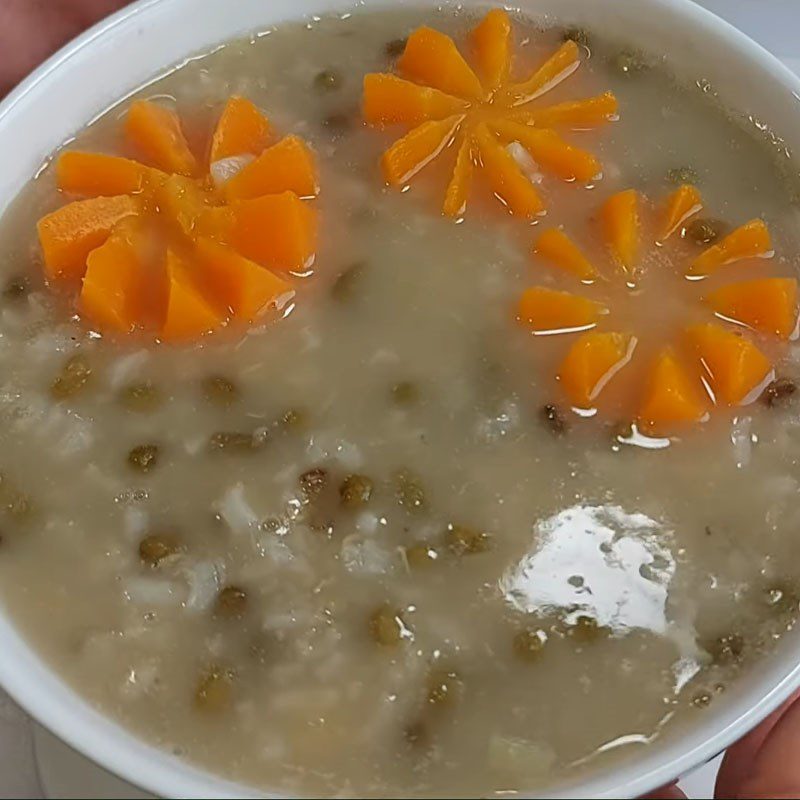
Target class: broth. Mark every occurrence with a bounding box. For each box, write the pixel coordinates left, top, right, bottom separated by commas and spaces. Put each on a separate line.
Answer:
0, 6, 799, 797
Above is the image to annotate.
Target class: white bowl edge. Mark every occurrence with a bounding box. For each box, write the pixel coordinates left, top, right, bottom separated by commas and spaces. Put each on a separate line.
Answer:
1, 0, 800, 797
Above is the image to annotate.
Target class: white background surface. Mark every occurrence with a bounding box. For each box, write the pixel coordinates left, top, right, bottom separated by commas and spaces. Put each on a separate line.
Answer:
0, 0, 797, 797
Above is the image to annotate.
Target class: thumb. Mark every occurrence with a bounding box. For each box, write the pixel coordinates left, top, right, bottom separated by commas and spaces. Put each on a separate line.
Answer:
720, 694, 800, 798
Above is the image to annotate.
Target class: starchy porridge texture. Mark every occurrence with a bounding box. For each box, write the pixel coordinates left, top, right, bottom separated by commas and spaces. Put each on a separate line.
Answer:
0, 7, 799, 797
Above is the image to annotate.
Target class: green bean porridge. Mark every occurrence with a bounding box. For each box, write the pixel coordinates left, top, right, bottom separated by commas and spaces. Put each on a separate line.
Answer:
0, 6, 799, 798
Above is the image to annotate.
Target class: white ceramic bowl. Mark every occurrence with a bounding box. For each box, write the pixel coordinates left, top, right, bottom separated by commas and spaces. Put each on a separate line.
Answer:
1, 0, 800, 796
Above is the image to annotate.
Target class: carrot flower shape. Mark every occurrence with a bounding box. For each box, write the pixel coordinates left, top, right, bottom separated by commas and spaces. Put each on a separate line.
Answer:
519, 184, 794, 436
362, 8, 617, 219
37, 96, 319, 342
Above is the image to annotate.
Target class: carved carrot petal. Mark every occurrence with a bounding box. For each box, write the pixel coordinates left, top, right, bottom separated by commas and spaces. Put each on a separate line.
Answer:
382, 115, 463, 186
517, 286, 605, 333
533, 228, 598, 282
659, 184, 702, 241
57, 152, 162, 197
600, 189, 640, 276
38, 195, 141, 282
363, 73, 468, 126
706, 278, 798, 340
398, 27, 483, 100
80, 223, 146, 334
210, 96, 270, 162
225, 135, 318, 200
686, 323, 773, 405
443, 135, 475, 219
559, 331, 635, 408
125, 100, 197, 176
688, 219, 773, 277
474, 124, 544, 218
470, 8, 512, 91
501, 40, 580, 106
161, 249, 223, 341
639, 348, 708, 428
491, 120, 600, 182
195, 238, 294, 323
511, 92, 618, 129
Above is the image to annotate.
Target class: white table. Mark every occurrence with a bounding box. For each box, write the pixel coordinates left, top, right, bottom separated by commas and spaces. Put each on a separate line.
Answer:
0, 1, 797, 796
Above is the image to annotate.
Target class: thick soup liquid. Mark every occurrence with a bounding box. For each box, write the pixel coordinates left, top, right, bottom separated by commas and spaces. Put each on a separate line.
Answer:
0, 7, 798, 797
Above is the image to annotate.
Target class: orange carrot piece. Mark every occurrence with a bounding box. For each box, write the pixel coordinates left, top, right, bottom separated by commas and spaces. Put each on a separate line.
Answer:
381, 115, 463, 186
511, 92, 618, 128
80, 223, 145, 334
502, 40, 580, 106
533, 228, 598, 282
558, 331, 635, 408
688, 219, 773, 277
686, 323, 772, 405
205, 192, 316, 272
705, 278, 798, 340
517, 286, 604, 332
469, 9, 511, 91
225, 135, 318, 200
442, 136, 474, 218
362, 73, 468, 126
38, 195, 140, 282
659, 184, 702, 241
156, 175, 215, 237
162, 249, 223, 341
56, 151, 161, 197
398, 26, 483, 100
195, 238, 294, 322
600, 189, 640, 275
210, 96, 270, 162
125, 100, 197, 176
473, 124, 544, 218
638, 348, 708, 428
491, 120, 600, 182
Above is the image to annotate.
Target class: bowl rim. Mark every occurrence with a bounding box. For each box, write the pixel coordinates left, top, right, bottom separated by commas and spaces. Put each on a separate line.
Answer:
2, 0, 800, 797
